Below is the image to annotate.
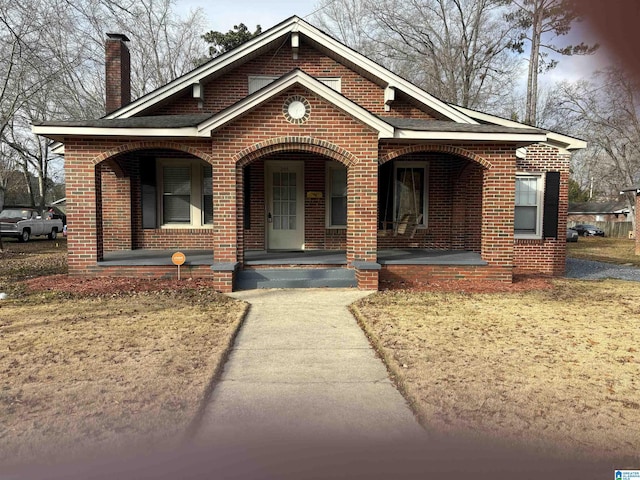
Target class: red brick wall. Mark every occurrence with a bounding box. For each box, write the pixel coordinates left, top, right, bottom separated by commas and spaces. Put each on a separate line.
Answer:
138, 229, 214, 250
304, 156, 326, 249
380, 265, 512, 284
100, 160, 132, 252
244, 159, 266, 250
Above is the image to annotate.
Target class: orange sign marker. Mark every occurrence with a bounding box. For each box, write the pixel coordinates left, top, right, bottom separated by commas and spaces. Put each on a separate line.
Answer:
172, 252, 186, 266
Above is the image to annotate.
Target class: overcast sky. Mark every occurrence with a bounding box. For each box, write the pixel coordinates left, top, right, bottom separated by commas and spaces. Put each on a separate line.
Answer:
177, 0, 608, 86
180, 0, 319, 32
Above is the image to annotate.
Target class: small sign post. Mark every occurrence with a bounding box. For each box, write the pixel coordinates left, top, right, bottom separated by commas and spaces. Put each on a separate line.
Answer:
172, 251, 186, 280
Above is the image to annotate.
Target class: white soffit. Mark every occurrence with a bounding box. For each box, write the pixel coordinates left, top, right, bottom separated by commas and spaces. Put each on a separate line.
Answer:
390, 130, 547, 143
31, 125, 198, 139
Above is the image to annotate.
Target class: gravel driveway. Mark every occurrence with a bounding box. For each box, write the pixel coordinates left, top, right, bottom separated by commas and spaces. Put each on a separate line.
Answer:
566, 258, 640, 281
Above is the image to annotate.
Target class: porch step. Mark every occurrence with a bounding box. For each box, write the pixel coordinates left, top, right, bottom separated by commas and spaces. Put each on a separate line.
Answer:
236, 268, 357, 290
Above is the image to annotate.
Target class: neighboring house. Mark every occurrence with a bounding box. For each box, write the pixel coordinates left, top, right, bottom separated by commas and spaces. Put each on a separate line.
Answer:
568, 201, 630, 223
32, 17, 585, 292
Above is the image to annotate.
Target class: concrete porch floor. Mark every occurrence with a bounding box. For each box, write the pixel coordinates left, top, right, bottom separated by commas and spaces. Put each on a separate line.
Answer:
99, 249, 486, 266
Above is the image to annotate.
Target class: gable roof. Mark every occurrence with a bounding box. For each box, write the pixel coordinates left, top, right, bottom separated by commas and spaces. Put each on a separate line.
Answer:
104, 16, 476, 124
568, 201, 630, 214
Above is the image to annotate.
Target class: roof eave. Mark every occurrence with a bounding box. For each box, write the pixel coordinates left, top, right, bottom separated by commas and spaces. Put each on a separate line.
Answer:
450, 105, 587, 150
386, 129, 547, 144
32, 125, 199, 140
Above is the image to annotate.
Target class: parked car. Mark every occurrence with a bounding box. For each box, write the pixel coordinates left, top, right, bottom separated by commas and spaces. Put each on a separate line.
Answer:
571, 224, 605, 237
566, 228, 579, 242
0, 208, 64, 242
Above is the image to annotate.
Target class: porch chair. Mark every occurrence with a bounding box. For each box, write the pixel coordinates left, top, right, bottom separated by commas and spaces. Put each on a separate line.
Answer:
379, 165, 423, 238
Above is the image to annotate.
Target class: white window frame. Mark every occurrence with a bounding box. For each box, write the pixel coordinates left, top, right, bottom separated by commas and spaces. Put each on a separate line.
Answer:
393, 161, 429, 228
515, 172, 544, 239
248, 75, 342, 94
325, 161, 347, 228
157, 159, 213, 229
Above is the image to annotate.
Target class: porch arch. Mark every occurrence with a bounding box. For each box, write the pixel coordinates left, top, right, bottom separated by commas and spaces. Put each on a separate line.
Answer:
234, 136, 359, 168
90, 140, 214, 166
380, 144, 492, 170
92, 143, 214, 258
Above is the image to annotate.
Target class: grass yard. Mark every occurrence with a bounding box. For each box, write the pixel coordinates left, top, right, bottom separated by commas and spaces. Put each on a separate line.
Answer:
0, 239, 247, 467
353, 279, 640, 462
567, 236, 640, 266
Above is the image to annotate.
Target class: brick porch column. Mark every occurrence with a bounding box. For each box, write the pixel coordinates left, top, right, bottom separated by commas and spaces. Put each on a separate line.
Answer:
347, 156, 379, 290
100, 162, 132, 252
65, 150, 101, 275
211, 156, 238, 292
480, 155, 515, 281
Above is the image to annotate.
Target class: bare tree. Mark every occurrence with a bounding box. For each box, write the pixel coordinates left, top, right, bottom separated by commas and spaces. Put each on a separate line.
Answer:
312, 0, 521, 110
310, 0, 380, 59
556, 67, 640, 228
508, 0, 598, 125
1, 0, 208, 210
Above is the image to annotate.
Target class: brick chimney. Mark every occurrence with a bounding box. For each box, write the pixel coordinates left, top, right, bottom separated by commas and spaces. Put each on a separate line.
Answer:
105, 33, 131, 115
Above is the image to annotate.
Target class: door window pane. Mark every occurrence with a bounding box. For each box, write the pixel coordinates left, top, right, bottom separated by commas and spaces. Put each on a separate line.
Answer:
272, 170, 297, 230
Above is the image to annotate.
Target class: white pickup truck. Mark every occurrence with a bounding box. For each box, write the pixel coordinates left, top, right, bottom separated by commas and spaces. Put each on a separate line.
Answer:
0, 208, 64, 242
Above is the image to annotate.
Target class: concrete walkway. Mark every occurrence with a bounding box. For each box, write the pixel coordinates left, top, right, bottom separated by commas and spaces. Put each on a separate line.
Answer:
195, 289, 425, 443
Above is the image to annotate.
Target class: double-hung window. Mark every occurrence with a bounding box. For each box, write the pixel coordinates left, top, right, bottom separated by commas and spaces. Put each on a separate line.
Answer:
394, 161, 428, 227
162, 166, 191, 224
515, 174, 543, 238
326, 162, 347, 228
157, 159, 213, 228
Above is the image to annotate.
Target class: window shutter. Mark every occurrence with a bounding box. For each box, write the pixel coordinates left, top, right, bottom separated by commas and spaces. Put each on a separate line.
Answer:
543, 171, 560, 239
243, 166, 251, 230
378, 162, 393, 228
141, 161, 156, 229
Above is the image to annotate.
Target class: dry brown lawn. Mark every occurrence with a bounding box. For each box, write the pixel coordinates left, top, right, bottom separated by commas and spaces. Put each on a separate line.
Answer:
0, 239, 247, 467
353, 279, 640, 461
568, 236, 640, 266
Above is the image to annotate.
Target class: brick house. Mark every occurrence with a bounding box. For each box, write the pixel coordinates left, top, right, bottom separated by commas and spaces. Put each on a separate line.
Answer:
33, 17, 585, 292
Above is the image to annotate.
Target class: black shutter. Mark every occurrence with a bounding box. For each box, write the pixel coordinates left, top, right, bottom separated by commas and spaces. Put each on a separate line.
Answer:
378, 162, 393, 229
243, 166, 251, 230
543, 171, 560, 238
141, 161, 157, 229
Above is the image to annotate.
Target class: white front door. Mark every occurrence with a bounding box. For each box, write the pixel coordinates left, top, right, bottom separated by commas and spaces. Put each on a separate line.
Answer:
265, 161, 304, 250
